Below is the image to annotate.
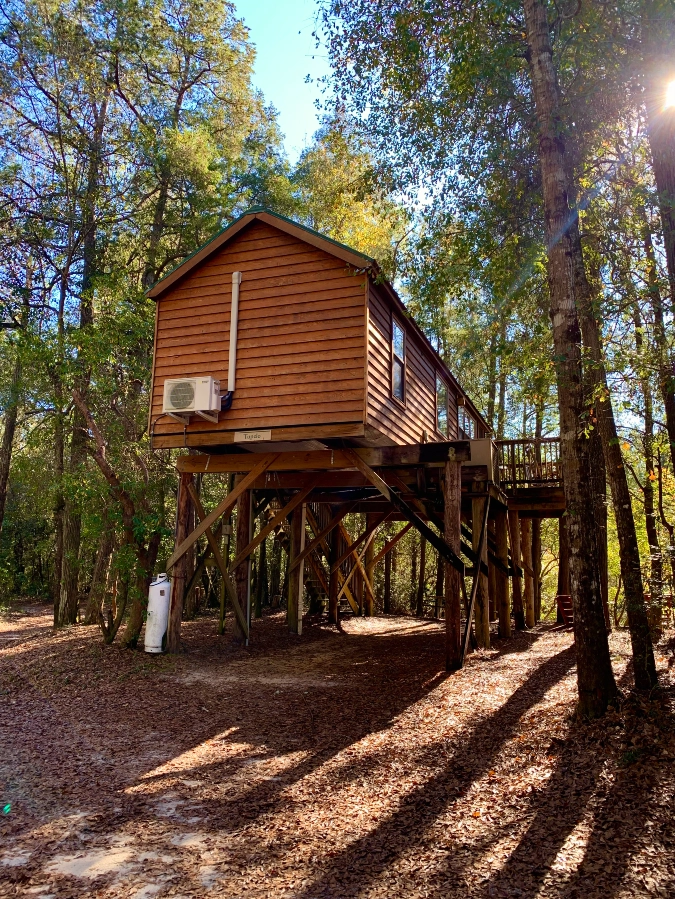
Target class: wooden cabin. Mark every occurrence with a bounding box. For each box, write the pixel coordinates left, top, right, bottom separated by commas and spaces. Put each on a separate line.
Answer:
147, 207, 489, 452
149, 208, 565, 661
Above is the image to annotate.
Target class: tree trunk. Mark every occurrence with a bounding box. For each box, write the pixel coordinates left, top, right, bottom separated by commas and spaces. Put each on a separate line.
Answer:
643, 3, 675, 315
558, 515, 570, 596
509, 509, 525, 630
576, 257, 657, 688
532, 518, 542, 622
486, 331, 498, 430
122, 534, 161, 649
384, 540, 392, 614
84, 526, 114, 625
521, 517, 535, 628
643, 216, 675, 471
0, 352, 21, 533
495, 508, 511, 637
365, 513, 377, 616
233, 484, 252, 642
287, 504, 305, 634
415, 535, 426, 616
523, 0, 617, 715
167, 473, 194, 653
634, 300, 664, 635
255, 533, 267, 618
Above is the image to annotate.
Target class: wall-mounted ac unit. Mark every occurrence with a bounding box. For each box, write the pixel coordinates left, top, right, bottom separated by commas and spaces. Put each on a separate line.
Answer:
162, 376, 220, 424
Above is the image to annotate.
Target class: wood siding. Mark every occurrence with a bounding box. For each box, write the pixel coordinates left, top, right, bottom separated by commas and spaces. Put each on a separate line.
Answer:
151, 220, 367, 443
366, 284, 463, 444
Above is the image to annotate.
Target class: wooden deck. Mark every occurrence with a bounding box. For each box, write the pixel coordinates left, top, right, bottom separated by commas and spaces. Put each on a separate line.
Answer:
495, 439, 565, 517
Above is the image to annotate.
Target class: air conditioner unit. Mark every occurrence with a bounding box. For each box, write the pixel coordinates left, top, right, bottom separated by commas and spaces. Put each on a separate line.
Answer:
162, 376, 220, 424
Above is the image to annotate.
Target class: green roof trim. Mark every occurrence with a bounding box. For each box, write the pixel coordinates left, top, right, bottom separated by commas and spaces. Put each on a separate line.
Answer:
146, 206, 375, 295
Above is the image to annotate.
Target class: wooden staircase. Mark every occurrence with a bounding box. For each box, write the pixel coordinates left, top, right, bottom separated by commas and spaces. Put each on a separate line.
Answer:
556, 594, 574, 627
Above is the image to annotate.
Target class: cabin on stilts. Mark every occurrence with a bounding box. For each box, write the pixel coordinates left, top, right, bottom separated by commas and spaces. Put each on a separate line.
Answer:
147, 207, 566, 666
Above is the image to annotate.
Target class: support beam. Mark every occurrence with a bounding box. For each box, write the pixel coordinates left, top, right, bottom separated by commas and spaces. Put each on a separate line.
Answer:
167, 472, 194, 653
233, 482, 252, 643
508, 509, 525, 630
331, 512, 389, 572
372, 522, 413, 566
289, 502, 356, 573
338, 522, 376, 602
166, 453, 278, 570
365, 513, 377, 616
461, 495, 491, 665
338, 526, 377, 603
328, 525, 340, 624
305, 508, 359, 615
521, 517, 535, 628
229, 477, 319, 572
346, 450, 464, 575
182, 521, 224, 602
444, 460, 463, 671
495, 508, 511, 638
287, 504, 306, 634
188, 483, 249, 639
488, 556, 497, 623
472, 491, 491, 649
175, 442, 471, 474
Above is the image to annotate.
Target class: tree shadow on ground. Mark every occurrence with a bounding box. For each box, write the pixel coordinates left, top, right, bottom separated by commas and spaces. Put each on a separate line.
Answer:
300, 644, 577, 897
479, 655, 675, 899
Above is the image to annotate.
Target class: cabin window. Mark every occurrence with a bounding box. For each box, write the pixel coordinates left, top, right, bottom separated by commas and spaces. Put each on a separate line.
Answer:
436, 376, 448, 436
392, 318, 406, 402
458, 406, 476, 440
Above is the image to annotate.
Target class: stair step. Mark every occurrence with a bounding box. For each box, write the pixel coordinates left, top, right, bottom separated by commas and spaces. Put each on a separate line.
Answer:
556, 594, 574, 626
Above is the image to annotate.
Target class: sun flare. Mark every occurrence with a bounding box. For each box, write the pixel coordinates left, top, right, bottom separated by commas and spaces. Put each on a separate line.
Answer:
666, 80, 675, 109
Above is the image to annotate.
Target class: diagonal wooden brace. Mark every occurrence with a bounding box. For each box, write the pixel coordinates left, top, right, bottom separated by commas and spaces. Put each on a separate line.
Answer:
338, 527, 378, 601
305, 508, 360, 613
345, 450, 465, 575
338, 522, 376, 602
187, 483, 249, 639
372, 522, 413, 567
167, 453, 278, 571
229, 476, 320, 572
331, 511, 389, 572
289, 502, 357, 573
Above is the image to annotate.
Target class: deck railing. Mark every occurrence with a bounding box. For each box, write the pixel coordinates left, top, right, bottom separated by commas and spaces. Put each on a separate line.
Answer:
494, 438, 561, 487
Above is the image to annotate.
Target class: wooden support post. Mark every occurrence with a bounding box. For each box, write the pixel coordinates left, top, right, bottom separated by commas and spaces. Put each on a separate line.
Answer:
444, 459, 463, 671
233, 483, 252, 643
472, 491, 490, 649
532, 518, 542, 623
488, 556, 497, 622
508, 509, 525, 630
521, 517, 535, 628
328, 526, 340, 624
384, 541, 392, 614
364, 513, 377, 616
287, 503, 306, 634
167, 472, 194, 653
495, 508, 511, 638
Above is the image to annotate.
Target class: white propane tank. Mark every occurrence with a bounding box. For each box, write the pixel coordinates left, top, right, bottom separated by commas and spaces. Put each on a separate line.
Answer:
145, 573, 171, 653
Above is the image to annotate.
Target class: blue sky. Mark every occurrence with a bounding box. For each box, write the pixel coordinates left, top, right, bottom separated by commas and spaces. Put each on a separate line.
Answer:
235, 0, 331, 162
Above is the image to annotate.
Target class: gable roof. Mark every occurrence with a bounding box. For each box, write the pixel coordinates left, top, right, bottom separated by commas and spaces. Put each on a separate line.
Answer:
146, 207, 490, 434
146, 207, 374, 299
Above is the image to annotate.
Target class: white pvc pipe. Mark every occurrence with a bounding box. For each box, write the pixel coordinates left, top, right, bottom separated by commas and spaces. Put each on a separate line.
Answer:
228, 271, 242, 392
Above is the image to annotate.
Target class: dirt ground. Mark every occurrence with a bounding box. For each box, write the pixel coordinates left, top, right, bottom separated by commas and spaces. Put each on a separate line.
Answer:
0, 605, 674, 899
